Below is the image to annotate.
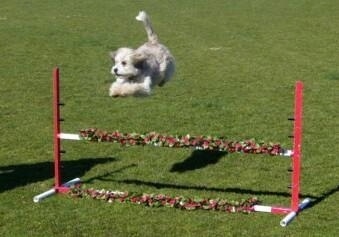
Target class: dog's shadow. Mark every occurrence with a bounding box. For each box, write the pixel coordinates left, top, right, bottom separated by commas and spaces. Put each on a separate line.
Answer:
170, 150, 226, 173
0, 157, 116, 193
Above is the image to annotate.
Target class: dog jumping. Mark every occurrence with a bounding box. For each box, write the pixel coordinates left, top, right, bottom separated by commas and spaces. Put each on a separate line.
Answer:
109, 11, 175, 97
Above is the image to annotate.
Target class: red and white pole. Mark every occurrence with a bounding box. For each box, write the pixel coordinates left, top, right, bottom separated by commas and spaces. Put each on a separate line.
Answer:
253, 81, 311, 226
280, 81, 311, 227
53, 67, 62, 189
33, 67, 80, 202
291, 81, 303, 212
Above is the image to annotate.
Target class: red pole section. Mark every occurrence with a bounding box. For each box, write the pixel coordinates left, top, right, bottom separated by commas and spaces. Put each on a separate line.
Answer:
291, 81, 303, 212
53, 67, 61, 189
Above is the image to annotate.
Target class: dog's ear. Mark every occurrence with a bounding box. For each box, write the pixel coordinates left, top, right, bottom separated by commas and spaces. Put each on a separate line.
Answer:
132, 53, 147, 69
109, 51, 116, 61
132, 53, 147, 63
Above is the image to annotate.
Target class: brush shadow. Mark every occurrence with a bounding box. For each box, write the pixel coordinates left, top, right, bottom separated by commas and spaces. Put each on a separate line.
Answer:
170, 150, 226, 173
0, 157, 116, 193
117, 178, 318, 199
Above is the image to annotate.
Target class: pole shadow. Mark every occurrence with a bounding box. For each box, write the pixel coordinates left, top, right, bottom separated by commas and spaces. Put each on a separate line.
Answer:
0, 157, 116, 193
307, 184, 339, 209
83, 163, 138, 184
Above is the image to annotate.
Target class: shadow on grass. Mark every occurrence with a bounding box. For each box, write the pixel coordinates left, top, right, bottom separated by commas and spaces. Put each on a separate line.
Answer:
117, 180, 339, 211
308, 184, 339, 209
170, 150, 226, 173
83, 163, 137, 184
76, 166, 339, 211
116, 179, 319, 200
0, 157, 116, 193
326, 71, 339, 80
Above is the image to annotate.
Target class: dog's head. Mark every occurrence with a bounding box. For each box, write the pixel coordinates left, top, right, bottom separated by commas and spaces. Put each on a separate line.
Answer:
110, 48, 146, 80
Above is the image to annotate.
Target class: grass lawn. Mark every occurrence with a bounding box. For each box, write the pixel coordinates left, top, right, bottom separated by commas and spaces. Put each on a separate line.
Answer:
1, 0, 339, 236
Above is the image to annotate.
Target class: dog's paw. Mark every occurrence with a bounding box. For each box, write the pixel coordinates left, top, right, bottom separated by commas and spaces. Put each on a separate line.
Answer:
143, 77, 152, 89
109, 90, 126, 98
144, 77, 151, 85
109, 84, 119, 97
109, 90, 119, 97
136, 11, 147, 22
158, 80, 166, 87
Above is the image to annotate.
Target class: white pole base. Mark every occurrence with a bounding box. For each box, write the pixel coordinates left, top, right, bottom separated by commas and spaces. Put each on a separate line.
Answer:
33, 177, 81, 203
280, 198, 311, 227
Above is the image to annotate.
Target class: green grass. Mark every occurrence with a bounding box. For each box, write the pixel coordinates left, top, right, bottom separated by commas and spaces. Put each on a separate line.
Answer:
1, 0, 339, 236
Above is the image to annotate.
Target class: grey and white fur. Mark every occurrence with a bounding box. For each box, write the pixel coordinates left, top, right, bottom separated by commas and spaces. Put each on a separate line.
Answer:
109, 11, 175, 97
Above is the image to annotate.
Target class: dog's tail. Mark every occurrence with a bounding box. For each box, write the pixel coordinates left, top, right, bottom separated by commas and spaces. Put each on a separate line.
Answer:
136, 11, 158, 44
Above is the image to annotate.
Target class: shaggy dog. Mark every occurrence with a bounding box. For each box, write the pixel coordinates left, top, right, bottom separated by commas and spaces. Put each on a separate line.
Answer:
109, 11, 175, 97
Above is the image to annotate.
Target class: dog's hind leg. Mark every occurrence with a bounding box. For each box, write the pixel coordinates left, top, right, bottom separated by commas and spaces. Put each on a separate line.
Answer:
158, 59, 175, 87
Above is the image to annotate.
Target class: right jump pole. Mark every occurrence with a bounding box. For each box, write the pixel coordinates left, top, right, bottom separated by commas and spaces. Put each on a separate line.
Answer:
280, 81, 311, 226
291, 81, 303, 212
253, 81, 311, 226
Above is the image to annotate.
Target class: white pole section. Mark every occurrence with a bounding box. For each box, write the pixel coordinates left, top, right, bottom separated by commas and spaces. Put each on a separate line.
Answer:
58, 133, 82, 140
33, 177, 81, 203
280, 198, 311, 227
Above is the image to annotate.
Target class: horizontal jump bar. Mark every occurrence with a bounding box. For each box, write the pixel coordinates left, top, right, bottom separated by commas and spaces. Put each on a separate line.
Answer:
282, 149, 293, 157
57, 133, 293, 156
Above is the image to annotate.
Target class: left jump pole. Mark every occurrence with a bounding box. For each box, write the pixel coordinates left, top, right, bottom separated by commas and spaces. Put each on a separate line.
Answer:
33, 67, 81, 203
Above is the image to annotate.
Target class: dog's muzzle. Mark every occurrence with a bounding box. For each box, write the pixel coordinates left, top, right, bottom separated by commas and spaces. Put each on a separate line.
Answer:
113, 68, 123, 77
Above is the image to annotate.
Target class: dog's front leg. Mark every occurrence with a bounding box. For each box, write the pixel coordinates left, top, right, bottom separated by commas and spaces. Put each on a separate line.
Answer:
143, 76, 152, 92
109, 81, 123, 97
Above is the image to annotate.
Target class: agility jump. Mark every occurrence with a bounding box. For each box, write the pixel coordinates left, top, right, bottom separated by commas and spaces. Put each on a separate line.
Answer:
33, 67, 311, 227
